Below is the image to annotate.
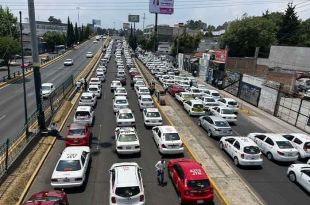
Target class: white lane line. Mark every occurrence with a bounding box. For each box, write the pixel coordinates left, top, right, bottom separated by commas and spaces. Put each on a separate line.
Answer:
0, 114, 6, 121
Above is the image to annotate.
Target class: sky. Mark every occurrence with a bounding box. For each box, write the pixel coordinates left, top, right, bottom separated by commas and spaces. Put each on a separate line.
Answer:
1, 0, 309, 29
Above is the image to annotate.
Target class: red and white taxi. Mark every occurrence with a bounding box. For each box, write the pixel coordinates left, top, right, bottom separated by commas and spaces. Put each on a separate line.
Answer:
65, 123, 91, 146
22, 190, 68, 205
168, 158, 214, 204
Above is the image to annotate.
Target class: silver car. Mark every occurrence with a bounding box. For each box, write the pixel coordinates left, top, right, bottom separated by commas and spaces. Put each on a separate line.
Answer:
198, 116, 233, 138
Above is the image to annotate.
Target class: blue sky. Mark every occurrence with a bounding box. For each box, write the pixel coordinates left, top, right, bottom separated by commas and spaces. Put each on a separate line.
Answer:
1, 0, 309, 29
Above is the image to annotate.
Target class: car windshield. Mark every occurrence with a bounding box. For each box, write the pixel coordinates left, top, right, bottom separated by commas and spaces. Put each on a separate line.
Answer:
276, 141, 294, 149
117, 90, 126, 93
118, 134, 137, 142
119, 113, 133, 119
192, 89, 200, 93
164, 133, 180, 141
193, 104, 203, 109
244, 146, 260, 154
75, 111, 90, 118
31, 196, 61, 202
228, 101, 237, 106
142, 98, 152, 102
56, 160, 81, 171
212, 92, 220, 97
205, 98, 215, 102
68, 128, 85, 136
221, 109, 234, 114
140, 89, 149, 93
187, 179, 210, 189
81, 96, 92, 100
88, 87, 98, 91
115, 186, 140, 197
147, 112, 160, 117
183, 94, 192, 98
42, 86, 51, 91
214, 121, 229, 127
116, 100, 127, 104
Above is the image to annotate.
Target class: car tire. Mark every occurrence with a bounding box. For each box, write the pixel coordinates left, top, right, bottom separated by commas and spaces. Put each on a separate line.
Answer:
234, 157, 239, 166
267, 152, 273, 161
207, 129, 212, 137
219, 142, 224, 150
178, 192, 184, 205
288, 171, 296, 182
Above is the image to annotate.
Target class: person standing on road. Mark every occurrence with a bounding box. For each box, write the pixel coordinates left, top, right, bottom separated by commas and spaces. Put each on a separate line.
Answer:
84, 80, 88, 91
50, 122, 59, 137
155, 159, 166, 186
76, 80, 81, 91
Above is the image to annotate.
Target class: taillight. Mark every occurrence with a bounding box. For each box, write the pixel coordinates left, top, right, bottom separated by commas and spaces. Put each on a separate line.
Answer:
140, 194, 144, 202
111, 197, 116, 204
75, 178, 83, 181
277, 151, 284, 156
241, 154, 244, 159
51, 179, 58, 182
161, 144, 167, 148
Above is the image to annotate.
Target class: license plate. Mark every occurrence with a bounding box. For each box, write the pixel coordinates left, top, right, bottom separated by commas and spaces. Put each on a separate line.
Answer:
63, 178, 70, 182
126, 146, 131, 149
223, 130, 227, 134
287, 153, 292, 156
197, 200, 204, 204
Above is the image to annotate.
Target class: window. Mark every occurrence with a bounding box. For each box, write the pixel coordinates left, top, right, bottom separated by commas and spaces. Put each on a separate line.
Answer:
173, 165, 184, 180
111, 170, 115, 187
265, 138, 274, 146
293, 138, 302, 145
187, 179, 210, 189
282, 135, 294, 141
115, 186, 140, 197
255, 135, 266, 141
226, 138, 236, 145
244, 146, 260, 154
234, 141, 241, 150
56, 160, 81, 171
276, 141, 294, 149
81, 155, 85, 166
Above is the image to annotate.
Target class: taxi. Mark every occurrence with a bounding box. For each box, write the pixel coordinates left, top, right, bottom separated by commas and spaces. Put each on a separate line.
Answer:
183, 99, 205, 116
138, 95, 154, 110
175, 92, 194, 105
22, 190, 68, 205
65, 123, 91, 147
136, 86, 150, 97
110, 80, 122, 92
51, 146, 90, 188
73, 106, 94, 126
114, 127, 140, 155
113, 96, 129, 112
143, 108, 163, 127
116, 108, 136, 127
79, 92, 97, 107
114, 87, 128, 97
219, 136, 263, 166
209, 106, 237, 123
168, 158, 214, 204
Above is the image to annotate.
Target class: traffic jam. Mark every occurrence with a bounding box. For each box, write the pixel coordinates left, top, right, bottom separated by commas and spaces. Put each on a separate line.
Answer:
22, 39, 216, 205
136, 51, 310, 195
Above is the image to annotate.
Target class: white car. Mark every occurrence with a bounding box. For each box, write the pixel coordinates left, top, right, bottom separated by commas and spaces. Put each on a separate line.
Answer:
41, 83, 55, 98
198, 115, 233, 138
205, 90, 221, 100
281, 133, 310, 159
98, 65, 107, 73
109, 162, 145, 205
88, 84, 101, 98
116, 108, 136, 127
89, 77, 101, 87
110, 80, 122, 92
217, 98, 239, 113
63, 59, 74, 66
175, 92, 194, 104
143, 108, 163, 127
51, 146, 90, 188
209, 106, 237, 122
96, 71, 105, 82
220, 136, 263, 166
152, 126, 184, 155
135, 86, 150, 97
86, 52, 93, 58
189, 87, 204, 98
287, 163, 310, 193
247, 133, 299, 162
115, 127, 141, 155
73, 106, 94, 126
114, 87, 127, 97
134, 81, 146, 90
197, 96, 219, 110
132, 76, 143, 84
183, 99, 205, 116
79, 92, 97, 107
138, 95, 154, 110
113, 96, 129, 112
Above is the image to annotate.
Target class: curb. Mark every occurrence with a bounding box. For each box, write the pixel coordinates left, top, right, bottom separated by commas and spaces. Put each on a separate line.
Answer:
134, 58, 230, 205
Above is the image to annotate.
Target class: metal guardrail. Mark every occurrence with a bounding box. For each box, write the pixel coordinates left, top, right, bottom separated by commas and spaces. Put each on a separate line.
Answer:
0, 75, 74, 180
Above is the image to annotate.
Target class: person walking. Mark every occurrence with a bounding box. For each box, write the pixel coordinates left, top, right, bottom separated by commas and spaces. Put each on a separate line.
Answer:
84, 80, 88, 91
155, 159, 166, 186
76, 80, 81, 91
50, 122, 59, 137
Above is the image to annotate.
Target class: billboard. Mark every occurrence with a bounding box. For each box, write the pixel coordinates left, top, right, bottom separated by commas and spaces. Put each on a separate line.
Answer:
123, 23, 130, 30
92, 19, 101, 26
214, 49, 228, 64
149, 0, 174, 14
128, 15, 140, 23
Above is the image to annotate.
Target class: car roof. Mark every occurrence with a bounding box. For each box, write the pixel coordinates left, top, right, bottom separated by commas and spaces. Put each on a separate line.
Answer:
42, 83, 53, 86
76, 106, 92, 112
158, 126, 178, 133
284, 133, 310, 141
88, 84, 99, 88
176, 159, 207, 180
81, 92, 94, 96
138, 86, 148, 89
61, 146, 90, 160
116, 127, 136, 135
112, 80, 121, 83
208, 116, 226, 121
140, 95, 152, 98
222, 98, 236, 102
249, 133, 288, 141
111, 163, 140, 187
90, 77, 100, 80
115, 96, 127, 100
118, 108, 132, 113
69, 123, 85, 129
189, 99, 203, 104
223, 136, 257, 146
146, 108, 159, 112
209, 90, 219, 93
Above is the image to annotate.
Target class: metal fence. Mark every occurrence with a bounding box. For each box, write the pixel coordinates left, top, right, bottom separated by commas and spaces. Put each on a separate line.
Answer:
0, 75, 74, 179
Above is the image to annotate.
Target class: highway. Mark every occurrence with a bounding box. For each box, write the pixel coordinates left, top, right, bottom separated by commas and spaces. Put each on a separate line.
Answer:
135, 58, 310, 205
25, 45, 220, 205
0, 39, 101, 143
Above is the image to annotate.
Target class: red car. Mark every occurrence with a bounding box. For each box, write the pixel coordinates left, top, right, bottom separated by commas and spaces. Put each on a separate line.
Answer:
129, 71, 140, 79
22, 190, 68, 205
168, 158, 214, 205
168, 84, 185, 97
65, 123, 91, 146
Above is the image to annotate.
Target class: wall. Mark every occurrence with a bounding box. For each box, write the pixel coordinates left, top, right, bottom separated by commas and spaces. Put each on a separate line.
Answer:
266, 71, 296, 93
226, 57, 256, 75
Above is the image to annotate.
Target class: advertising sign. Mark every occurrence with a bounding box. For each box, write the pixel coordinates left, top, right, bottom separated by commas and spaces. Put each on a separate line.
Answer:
128, 15, 140, 23
149, 0, 174, 14
123, 23, 130, 30
92, 19, 101, 26
214, 49, 227, 64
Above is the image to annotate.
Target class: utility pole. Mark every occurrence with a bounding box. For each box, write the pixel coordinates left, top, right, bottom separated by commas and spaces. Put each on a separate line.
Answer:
154, 13, 158, 52
19, 11, 29, 137
27, 0, 46, 131
142, 13, 146, 30
76, 7, 80, 27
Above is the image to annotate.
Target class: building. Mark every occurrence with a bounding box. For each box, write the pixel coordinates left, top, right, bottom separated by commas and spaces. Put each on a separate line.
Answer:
144, 24, 173, 42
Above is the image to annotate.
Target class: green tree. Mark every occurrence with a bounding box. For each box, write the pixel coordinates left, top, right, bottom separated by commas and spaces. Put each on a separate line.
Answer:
186, 20, 207, 30
48, 16, 62, 24
299, 19, 310, 47
66, 17, 75, 47
171, 32, 203, 56
79, 25, 84, 42
43, 31, 66, 52
74, 22, 79, 44
128, 26, 137, 50
85, 25, 90, 39
277, 3, 301, 45
0, 7, 19, 39
221, 16, 277, 57
0, 37, 21, 78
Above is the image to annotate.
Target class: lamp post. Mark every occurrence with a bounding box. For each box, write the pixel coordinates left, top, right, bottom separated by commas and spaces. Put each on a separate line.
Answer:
19, 11, 29, 137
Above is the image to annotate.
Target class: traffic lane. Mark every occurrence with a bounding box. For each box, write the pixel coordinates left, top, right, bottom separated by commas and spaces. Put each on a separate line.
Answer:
0, 41, 101, 141
169, 96, 310, 205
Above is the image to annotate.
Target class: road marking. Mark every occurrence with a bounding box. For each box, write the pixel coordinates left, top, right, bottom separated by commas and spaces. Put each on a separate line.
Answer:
0, 115, 6, 121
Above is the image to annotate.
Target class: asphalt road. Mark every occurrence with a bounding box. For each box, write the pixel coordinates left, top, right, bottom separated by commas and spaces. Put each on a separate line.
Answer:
0, 39, 102, 143
136, 59, 310, 205
25, 45, 220, 205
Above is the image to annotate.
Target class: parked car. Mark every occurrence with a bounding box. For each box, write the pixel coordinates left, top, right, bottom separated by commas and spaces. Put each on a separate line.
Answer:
198, 116, 233, 138
281, 133, 310, 159
65, 123, 91, 146
287, 162, 310, 193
